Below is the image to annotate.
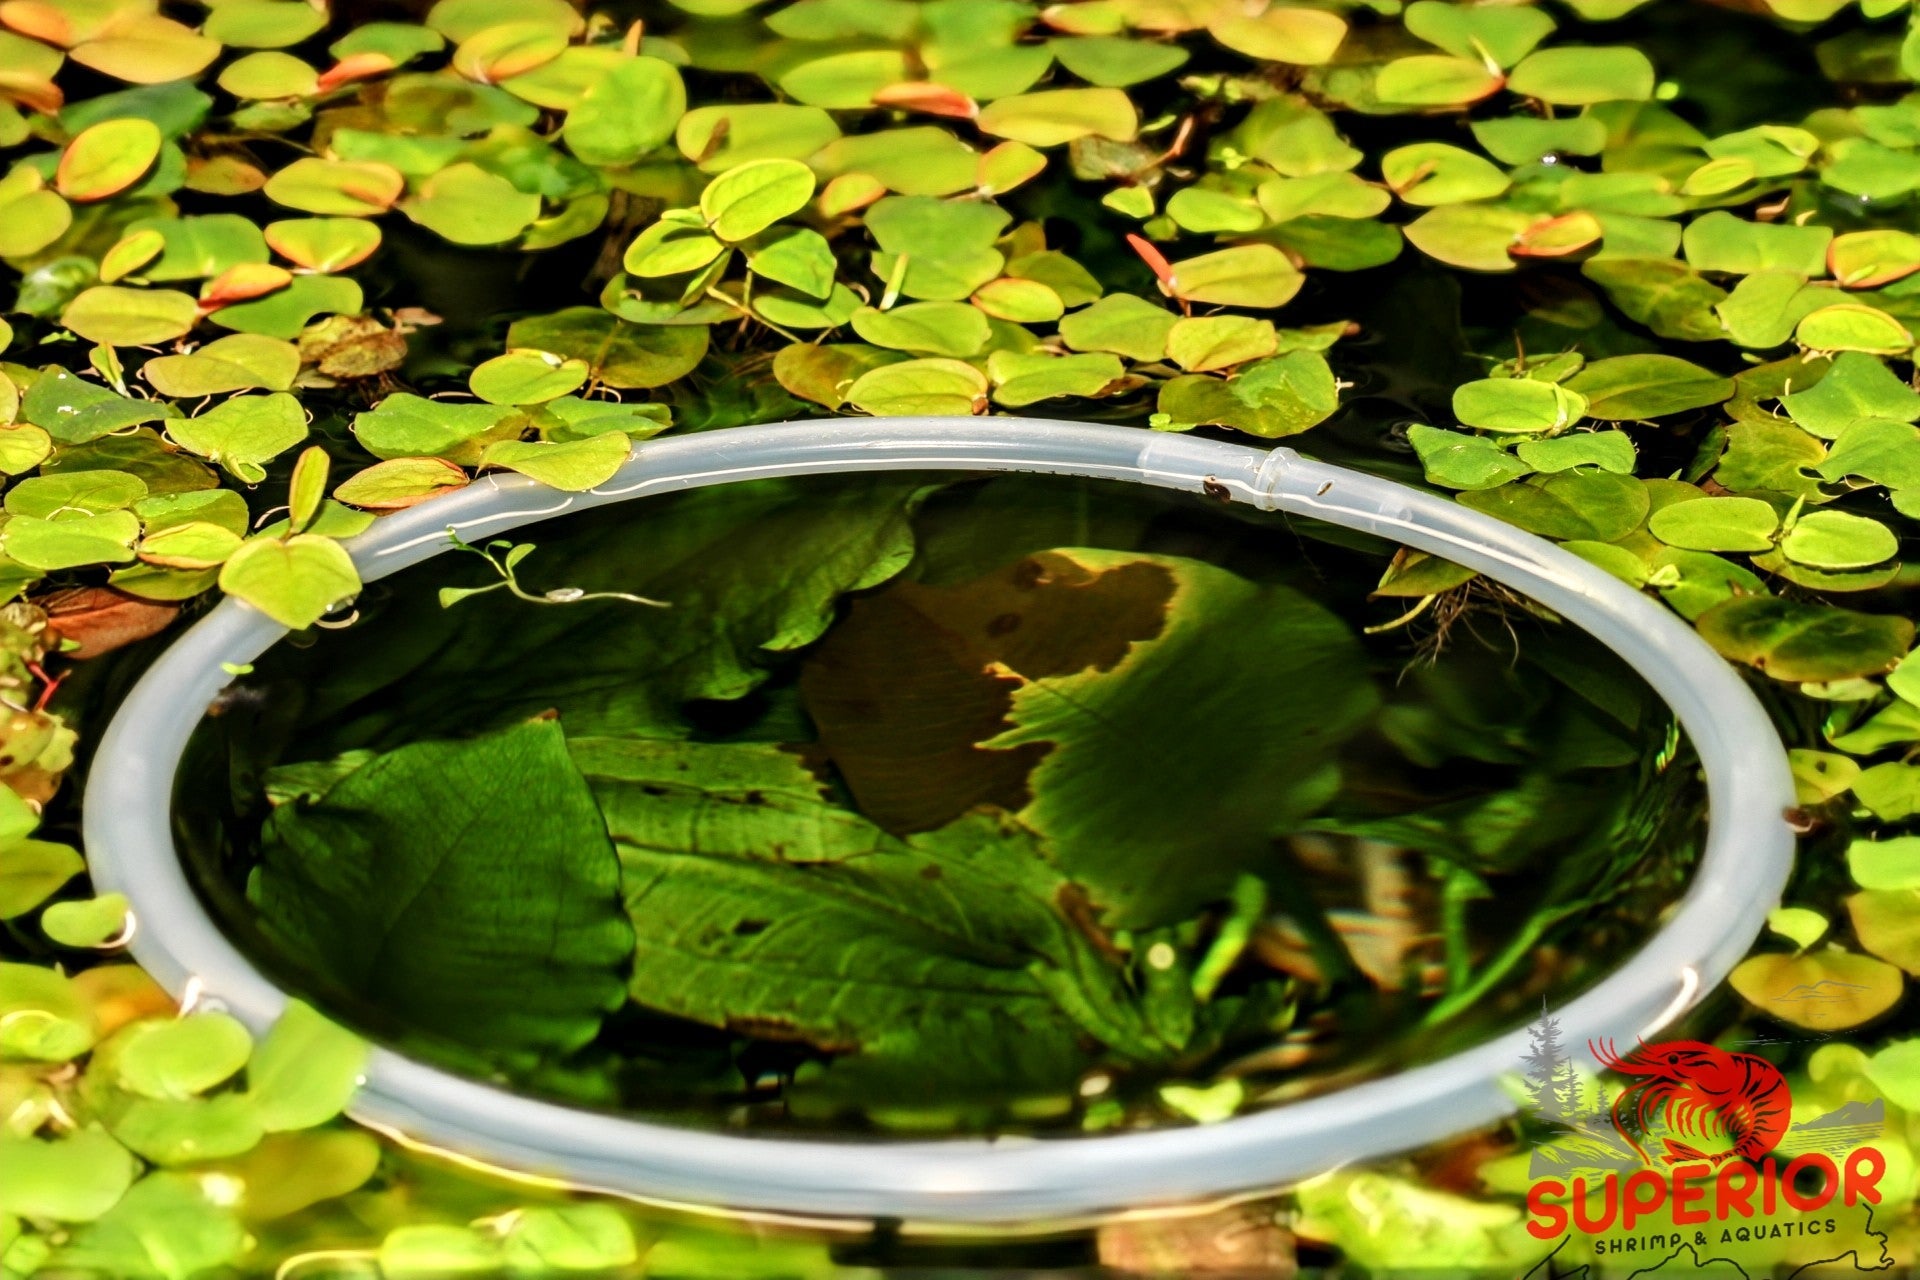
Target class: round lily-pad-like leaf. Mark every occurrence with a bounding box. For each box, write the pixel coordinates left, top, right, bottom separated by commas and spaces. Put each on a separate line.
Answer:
265, 218, 382, 273
1783, 352, 1920, 438
1563, 354, 1734, 420
1059, 292, 1178, 362
1408, 425, 1532, 490
334, 456, 470, 510
205, 0, 327, 47
41, 893, 128, 948
1154, 351, 1339, 438
1730, 950, 1902, 1030
0, 1130, 136, 1221
1380, 143, 1509, 207
264, 158, 405, 217
847, 357, 987, 416
169, 392, 308, 482
114, 1012, 253, 1099
1850, 889, 1920, 975
469, 350, 590, 405
1697, 596, 1913, 681
245, 1000, 370, 1132
1048, 36, 1188, 88
0, 838, 83, 920
1830, 229, 1920, 289
426, 0, 581, 39
353, 393, 521, 463
504, 308, 707, 390
451, 20, 566, 83
1507, 45, 1654, 104
143, 334, 300, 397
1456, 471, 1649, 541
402, 163, 542, 246
1166, 315, 1277, 373
60, 286, 199, 347
676, 103, 840, 172
1167, 244, 1302, 308
562, 56, 685, 166
1207, 7, 1346, 65
1780, 509, 1899, 570
1647, 495, 1779, 552
850, 302, 990, 357
5, 470, 146, 518
1374, 54, 1503, 107
1797, 304, 1914, 356
69, 15, 219, 83
218, 533, 361, 629
1405, 0, 1554, 67
479, 429, 630, 490
622, 218, 725, 278
1451, 378, 1586, 433
976, 87, 1138, 146
700, 159, 815, 243
0, 173, 74, 258
55, 117, 161, 202
987, 351, 1123, 406
137, 520, 244, 569
217, 50, 320, 99
208, 275, 363, 340
972, 277, 1065, 324
1403, 203, 1534, 272
1850, 837, 1920, 891
3, 511, 140, 570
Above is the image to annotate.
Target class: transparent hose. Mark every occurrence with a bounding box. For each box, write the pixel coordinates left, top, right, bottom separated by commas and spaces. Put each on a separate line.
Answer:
82, 419, 1795, 1227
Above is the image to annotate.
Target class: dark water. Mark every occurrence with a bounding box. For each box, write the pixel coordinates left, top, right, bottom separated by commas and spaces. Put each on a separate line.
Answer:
174, 470, 1704, 1134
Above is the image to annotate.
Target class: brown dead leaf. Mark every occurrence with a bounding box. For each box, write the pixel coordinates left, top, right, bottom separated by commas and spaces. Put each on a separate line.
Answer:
41, 586, 178, 659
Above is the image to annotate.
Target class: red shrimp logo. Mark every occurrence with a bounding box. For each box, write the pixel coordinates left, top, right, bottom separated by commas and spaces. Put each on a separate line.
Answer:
1592, 1038, 1791, 1167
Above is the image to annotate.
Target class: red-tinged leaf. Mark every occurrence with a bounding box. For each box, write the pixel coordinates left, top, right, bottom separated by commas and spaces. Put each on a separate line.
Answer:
1127, 232, 1175, 285
1510, 211, 1603, 260
871, 82, 978, 119
40, 586, 177, 659
201, 263, 294, 310
316, 51, 394, 93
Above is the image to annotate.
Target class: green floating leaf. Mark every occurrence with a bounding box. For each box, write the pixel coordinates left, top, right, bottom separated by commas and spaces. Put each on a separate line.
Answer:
480, 430, 631, 491
1784, 352, 1920, 438
0, 1130, 137, 1222
1059, 293, 1177, 362
1374, 54, 1503, 107
1780, 509, 1898, 570
252, 719, 632, 1061
700, 159, 815, 243
218, 534, 362, 630
41, 893, 127, 947
264, 217, 382, 273
1451, 378, 1586, 434
264, 158, 405, 217
1456, 471, 1650, 541
977, 88, 1138, 146
353, 393, 521, 464
1697, 596, 1914, 682
1168, 244, 1302, 308
851, 302, 991, 357
1514, 430, 1635, 474
246, 1000, 369, 1132
1850, 836, 1920, 891
61, 287, 199, 347
1730, 949, 1902, 1030
1564, 354, 1733, 420
1682, 211, 1832, 278
677, 102, 840, 172
334, 457, 470, 511
987, 351, 1123, 406
170, 392, 308, 483
55, 117, 162, 202
206, 275, 364, 340
143, 334, 299, 397
1830, 229, 1920, 289
3, 511, 140, 570
401, 163, 541, 246
1580, 257, 1728, 343
1647, 495, 1779, 552
505, 308, 708, 390
1408, 425, 1533, 491
21, 369, 176, 444
1208, 7, 1347, 65
1405, 0, 1554, 67
1403, 203, 1533, 273
848, 357, 987, 416
0, 839, 83, 919
114, 1012, 253, 1100
1381, 143, 1509, 207
1155, 351, 1339, 438
469, 351, 589, 405
1049, 36, 1189, 88
1798, 305, 1914, 356
1507, 45, 1654, 104
503, 1205, 640, 1274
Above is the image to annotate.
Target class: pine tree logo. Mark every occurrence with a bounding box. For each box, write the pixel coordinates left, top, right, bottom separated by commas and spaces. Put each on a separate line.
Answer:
1521, 999, 1579, 1126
